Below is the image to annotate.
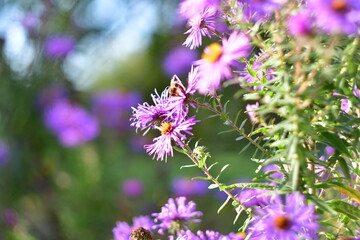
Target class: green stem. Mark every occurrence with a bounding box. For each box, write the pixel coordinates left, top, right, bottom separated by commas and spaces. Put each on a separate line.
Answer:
181, 142, 251, 215
190, 99, 272, 158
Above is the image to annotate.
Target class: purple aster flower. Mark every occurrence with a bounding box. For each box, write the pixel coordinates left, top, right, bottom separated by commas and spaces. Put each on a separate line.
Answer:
178, 0, 220, 20
122, 178, 144, 197
287, 11, 313, 36
319, 146, 335, 161
144, 116, 199, 162
195, 32, 251, 94
0, 140, 10, 167
334, 93, 351, 113
152, 196, 203, 234
181, 230, 227, 240
239, 0, 285, 22
44, 35, 76, 59
183, 7, 217, 50
308, 0, 360, 35
181, 230, 245, 240
241, 51, 275, 91
43, 99, 99, 147
264, 164, 285, 181
92, 90, 142, 132
167, 66, 200, 117
354, 84, 360, 98
21, 13, 40, 30
249, 192, 319, 240
162, 46, 199, 77
131, 89, 170, 134
237, 189, 272, 208
245, 102, 259, 123
171, 177, 208, 197
113, 215, 154, 240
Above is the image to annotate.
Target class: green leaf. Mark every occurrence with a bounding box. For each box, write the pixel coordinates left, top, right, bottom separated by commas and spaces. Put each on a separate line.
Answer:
307, 195, 337, 215
217, 195, 231, 214
192, 176, 210, 180
216, 164, 230, 180
235, 136, 245, 141
173, 146, 188, 153
180, 164, 196, 169
207, 162, 219, 171
337, 157, 351, 180
246, 65, 257, 77
239, 142, 252, 155
208, 183, 220, 189
218, 129, 236, 135
315, 182, 360, 204
239, 119, 248, 130
227, 183, 275, 190
330, 200, 360, 220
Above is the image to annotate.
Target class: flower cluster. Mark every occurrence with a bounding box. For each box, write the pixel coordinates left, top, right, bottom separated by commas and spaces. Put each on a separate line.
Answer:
112, 197, 246, 240
248, 192, 319, 240
43, 98, 99, 147
131, 67, 201, 161
128, 0, 360, 239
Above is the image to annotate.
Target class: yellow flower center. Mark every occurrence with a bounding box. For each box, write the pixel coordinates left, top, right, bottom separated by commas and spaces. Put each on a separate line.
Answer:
331, 0, 349, 13
274, 215, 292, 230
160, 122, 173, 135
202, 43, 223, 63
236, 232, 246, 238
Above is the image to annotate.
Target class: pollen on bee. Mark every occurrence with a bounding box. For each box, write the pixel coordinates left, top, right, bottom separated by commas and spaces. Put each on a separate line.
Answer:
159, 122, 174, 135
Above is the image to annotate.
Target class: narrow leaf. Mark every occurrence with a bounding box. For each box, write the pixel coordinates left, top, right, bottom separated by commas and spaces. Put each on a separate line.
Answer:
330, 200, 360, 220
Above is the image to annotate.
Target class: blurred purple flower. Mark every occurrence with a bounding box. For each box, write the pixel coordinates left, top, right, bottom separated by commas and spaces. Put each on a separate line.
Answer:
287, 11, 313, 36
308, 0, 360, 34
195, 32, 251, 94
183, 7, 217, 50
44, 99, 99, 147
249, 192, 319, 239
144, 116, 199, 162
2, 209, 17, 227
171, 177, 208, 197
162, 47, 198, 77
181, 229, 243, 240
21, 13, 40, 30
334, 93, 351, 113
319, 146, 335, 161
92, 90, 142, 132
237, 189, 272, 208
178, 0, 220, 20
152, 196, 202, 234
245, 102, 259, 123
354, 84, 360, 98
113, 215, 154, 240
239, 0, 285, 22
0, 140, 10, 167
44, 35, 76, 59
122, 178, 144, 197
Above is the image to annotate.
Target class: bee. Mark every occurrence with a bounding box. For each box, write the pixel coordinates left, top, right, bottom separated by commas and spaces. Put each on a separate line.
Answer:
168, 75, 185, 97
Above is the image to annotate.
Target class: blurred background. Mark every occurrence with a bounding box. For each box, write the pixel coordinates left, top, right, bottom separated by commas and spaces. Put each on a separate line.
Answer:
0, 0, 258, 239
